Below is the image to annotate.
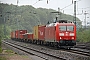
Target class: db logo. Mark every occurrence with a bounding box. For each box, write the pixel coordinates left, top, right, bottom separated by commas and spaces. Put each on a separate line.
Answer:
39, 30, 43, 35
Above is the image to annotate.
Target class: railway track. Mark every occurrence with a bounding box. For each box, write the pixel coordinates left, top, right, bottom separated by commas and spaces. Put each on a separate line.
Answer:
74, 42, 90, 50
71, 48, 90, 56
2, 40, 90, 60
2, 40, 66, 60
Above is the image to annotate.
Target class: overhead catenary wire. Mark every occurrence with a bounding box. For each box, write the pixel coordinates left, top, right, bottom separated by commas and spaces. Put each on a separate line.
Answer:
61, 0, 82, 10
61, 4, 73, 10
77, 1, 79, 14
78, 7, 90, 9
59, 6, 90, 10
32, 0, 40, 5
33, 0, 49, 5
61, 0, 90, 16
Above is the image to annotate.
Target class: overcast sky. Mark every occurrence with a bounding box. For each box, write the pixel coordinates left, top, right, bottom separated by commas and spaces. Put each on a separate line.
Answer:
0, 0, 90, 25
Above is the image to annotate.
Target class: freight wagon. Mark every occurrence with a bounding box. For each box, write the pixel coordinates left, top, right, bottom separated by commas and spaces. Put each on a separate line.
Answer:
23, 33, 33, 42
33, 25, 46, 44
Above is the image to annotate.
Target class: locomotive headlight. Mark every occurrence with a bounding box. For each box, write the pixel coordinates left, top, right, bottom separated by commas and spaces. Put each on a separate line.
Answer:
60, 37, 62, 39
70, 33, 74, 36
72, 37, 74, 39
59, 33, 64, 36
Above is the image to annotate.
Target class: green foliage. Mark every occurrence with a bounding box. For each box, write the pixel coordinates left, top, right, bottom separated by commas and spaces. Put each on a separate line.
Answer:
77, 28, 90, 42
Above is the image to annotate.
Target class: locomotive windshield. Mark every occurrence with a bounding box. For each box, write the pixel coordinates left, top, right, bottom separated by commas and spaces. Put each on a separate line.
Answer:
67, 26, 74, 31
59, 26, 66, 31
59, 26, 74, 31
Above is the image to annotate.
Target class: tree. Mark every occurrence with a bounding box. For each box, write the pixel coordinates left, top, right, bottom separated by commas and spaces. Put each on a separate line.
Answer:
0, 25, 3, 53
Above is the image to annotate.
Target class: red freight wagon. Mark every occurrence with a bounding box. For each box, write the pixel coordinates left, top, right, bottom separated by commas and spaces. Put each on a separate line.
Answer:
23, 34, 26, 39
23, 33, 33, 40
45, 26, 55, 42
38, 25, 46, 40
15, 30, 18, 39
15, 30, 27, 39
11, 32, 13, 38
19, 30, 27, 34
19, 34, 24, 39
27, 33, 33, 40
11, 31, 15, 39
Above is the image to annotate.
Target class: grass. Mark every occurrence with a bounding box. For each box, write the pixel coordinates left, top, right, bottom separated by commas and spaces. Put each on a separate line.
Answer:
0, 56, 7, 60
0, 49, 15, 60
0, 47, 2, 53
5, 50, 14, 54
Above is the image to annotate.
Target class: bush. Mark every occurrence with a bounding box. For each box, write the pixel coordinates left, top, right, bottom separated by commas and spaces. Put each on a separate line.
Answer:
0, 37, 2, 53
77, 28, 90, 42
0, 48, 2, 53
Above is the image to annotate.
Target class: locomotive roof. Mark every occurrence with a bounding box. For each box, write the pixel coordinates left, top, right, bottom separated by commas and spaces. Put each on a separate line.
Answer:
56, 19, 73, 23
46, 22, 75, 27
59, 23, 75, 25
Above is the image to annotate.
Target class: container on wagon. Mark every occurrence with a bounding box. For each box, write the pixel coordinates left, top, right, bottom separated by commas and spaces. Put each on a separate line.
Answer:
45, 26, 56, 42
23, 33, 33, 40
33, 26, 39, 40
38, 25, 46, 40
15, 30, 18, 39
19, 30, 27, 34
11, 31, 15, 39
19, 34, 24, 39
15, 30, 27, 39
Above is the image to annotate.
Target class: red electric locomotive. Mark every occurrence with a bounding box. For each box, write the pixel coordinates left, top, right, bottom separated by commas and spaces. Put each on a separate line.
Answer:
45, 20, 76, 48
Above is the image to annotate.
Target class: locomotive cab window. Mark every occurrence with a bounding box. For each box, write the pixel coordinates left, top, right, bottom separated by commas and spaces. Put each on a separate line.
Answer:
59, 26, 66, 31
67, 26, 74, 31
59, 26, 74, 31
